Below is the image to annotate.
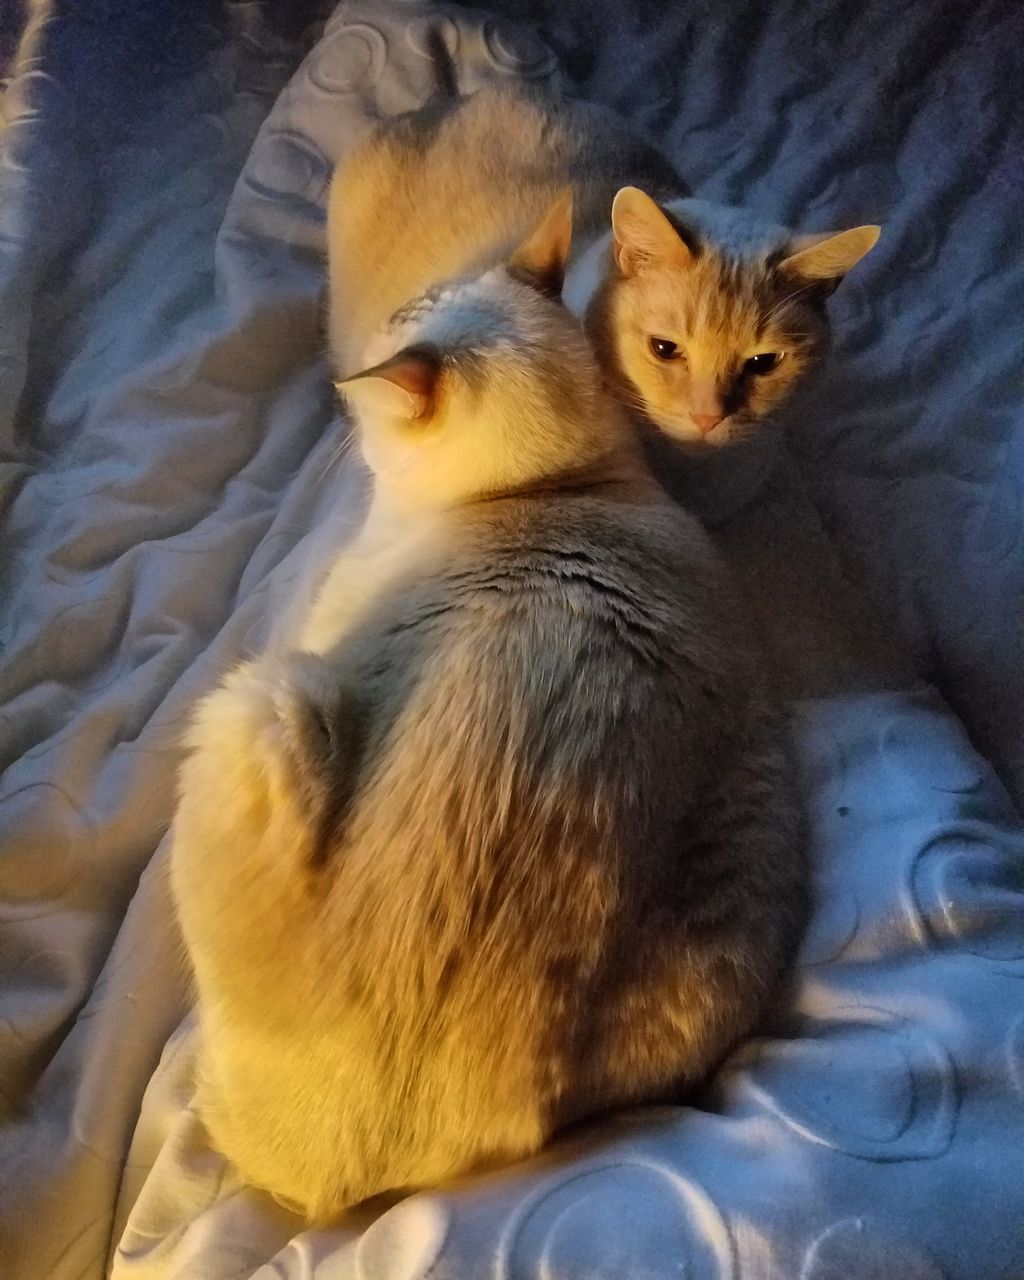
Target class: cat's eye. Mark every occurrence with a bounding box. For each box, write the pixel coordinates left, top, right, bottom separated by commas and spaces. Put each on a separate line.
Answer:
744, 352, 784, 375
649, 337, 680, 361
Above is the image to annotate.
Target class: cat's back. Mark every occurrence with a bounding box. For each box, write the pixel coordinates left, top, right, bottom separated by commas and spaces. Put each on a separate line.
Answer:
343, 479, 752, 711
327, 86, 684, 370
329, 88, 561, 369
334, 482, 758, 867
178, 480, 798, 1218
447, 481, 747, 660
442, 484, 761, 747
469, 488, 708, 621
311, 479, 768, 1072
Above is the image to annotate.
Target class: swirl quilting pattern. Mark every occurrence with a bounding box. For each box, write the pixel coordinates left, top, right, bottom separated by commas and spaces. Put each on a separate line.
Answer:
800, 1219, 947, 1280
2, 0, 1023, 1277
734, 1008, 957, 1161
497, 1161, 735, 1280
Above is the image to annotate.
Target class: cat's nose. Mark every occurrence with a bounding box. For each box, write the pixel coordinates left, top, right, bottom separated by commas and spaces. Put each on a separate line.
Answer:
692, 412, 725, 435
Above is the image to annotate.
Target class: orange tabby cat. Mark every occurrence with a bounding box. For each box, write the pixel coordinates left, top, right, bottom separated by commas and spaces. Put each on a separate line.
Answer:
331, 83, 878, 449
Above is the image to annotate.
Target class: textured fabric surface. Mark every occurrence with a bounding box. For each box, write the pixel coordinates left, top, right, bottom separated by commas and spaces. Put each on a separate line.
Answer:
0, 1, 1022, 1277
0, 1, 26, 90
534, 0, 1024, 803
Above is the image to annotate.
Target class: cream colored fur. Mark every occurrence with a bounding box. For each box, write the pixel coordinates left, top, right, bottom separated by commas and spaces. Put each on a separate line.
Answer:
326, 90, 631, 377
172, 192, 806, 1220
329, 85, 878, 446
586, 188, 879, 447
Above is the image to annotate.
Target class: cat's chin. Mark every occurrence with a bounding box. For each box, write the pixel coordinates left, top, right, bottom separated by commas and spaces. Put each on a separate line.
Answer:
653, 417, 745, 452
640, 419, 782, 525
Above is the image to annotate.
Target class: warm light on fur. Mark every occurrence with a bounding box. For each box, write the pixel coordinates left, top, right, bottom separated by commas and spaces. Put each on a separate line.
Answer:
171, 96, 808, 1225
583, 188, 880, 447
328, 85, 879, 451
334, 270, 614, 518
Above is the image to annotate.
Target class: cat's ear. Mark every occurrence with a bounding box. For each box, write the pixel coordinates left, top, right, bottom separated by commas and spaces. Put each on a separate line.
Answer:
335, 346, 441, 422
508, 187, 574, 297
611, 186, 695, 276
779, 225, 880, 289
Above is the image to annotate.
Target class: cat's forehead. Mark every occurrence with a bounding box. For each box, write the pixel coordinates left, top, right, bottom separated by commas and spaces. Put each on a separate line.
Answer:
385, 272, 543, 352
634, 248, 808, 344
387, 281, 463, 331
692, 254, 778, 330
634, 253, 763, 327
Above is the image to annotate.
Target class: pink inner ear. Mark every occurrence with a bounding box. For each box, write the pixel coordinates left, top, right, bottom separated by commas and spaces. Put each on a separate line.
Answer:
364, 349, 442, 420
381, 353, 439, 401
339, 348, 443, 421
611, 188, 694, 275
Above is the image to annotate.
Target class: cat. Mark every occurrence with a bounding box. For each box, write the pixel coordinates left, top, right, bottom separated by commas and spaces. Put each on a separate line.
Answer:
329, 82, 878, 452
171, 194, 807, 1221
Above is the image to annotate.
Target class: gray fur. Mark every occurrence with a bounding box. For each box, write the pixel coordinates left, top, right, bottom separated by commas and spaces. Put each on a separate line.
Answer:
175, 471, 807, 1219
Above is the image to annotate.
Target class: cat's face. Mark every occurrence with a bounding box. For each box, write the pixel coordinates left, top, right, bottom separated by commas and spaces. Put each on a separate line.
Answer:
338, 193, 621, 513
593, 189, 879, 449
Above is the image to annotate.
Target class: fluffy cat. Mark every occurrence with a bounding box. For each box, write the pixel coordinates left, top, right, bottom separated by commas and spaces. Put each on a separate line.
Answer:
329, 83, 878, 449
171, 197, 806, 1221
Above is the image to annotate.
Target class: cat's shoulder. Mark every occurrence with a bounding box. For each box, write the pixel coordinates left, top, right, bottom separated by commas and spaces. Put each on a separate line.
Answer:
452, 482, 727, 589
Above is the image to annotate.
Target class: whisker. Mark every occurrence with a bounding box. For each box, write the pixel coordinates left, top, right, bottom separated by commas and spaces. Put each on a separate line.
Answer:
609, 388, 654, 417
315, 427, 359, 484
610, 383, 657, 413
762, 284, 816, 323
723, 420, 761, 444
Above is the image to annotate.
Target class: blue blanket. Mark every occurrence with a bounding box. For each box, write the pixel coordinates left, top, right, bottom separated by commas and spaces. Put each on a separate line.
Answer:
0, 2, 1021, 1277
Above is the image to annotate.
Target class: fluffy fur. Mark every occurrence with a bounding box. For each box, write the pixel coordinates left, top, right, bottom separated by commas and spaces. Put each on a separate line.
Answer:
582, 190, 879, 447
329, 84, 878, 447
171, 201, 807, 1221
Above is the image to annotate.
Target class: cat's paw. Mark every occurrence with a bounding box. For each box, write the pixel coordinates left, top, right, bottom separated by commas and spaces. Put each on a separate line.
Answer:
267, 652, 365, 830
181, 653, 363, 864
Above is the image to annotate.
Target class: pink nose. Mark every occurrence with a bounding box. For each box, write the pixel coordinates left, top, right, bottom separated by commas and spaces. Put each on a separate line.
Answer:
692, 412, 725, 435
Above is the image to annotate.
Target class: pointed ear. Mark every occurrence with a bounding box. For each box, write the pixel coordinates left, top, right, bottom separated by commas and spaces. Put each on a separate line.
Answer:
335, 346, 441, 422
508, 187, 574, 297
779, 225, 880, 286
611, 186, 695, 276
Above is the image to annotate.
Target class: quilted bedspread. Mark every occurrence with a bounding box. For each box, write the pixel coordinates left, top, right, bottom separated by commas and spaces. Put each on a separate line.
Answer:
1, 1, 1022, 1277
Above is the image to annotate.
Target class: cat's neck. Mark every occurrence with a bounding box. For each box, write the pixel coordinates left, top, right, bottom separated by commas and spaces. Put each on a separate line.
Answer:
297, 493, 443, 656
300, 410, 653, 659
368, 402, 648, 528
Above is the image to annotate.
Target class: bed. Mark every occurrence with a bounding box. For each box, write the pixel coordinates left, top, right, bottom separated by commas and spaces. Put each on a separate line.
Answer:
1, 1, 1022, 1276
